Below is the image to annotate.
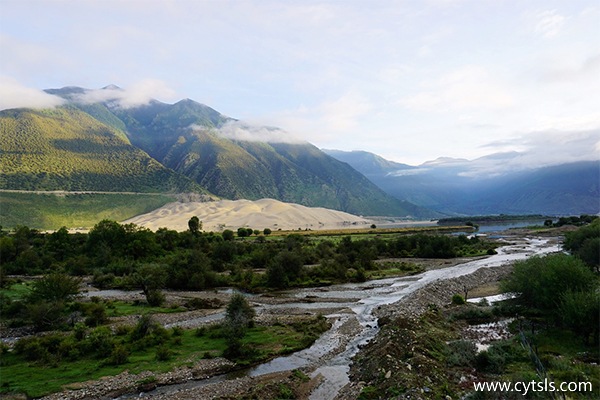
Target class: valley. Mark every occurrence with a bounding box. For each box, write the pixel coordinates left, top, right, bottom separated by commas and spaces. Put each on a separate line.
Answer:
2, 220, 598, 399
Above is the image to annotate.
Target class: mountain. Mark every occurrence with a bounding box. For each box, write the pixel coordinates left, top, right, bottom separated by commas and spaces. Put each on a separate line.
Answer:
1, 86, 437, 218
109, 98, 431, 217
325, 150, 599, 216
0, 106, 202, 193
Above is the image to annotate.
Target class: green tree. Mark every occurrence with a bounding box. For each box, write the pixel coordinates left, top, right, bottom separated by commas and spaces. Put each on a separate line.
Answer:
223, 293, 255, 359
501, 253, 596, 315
559, 289, 600, 345
188, 216, 201, 235
222, 229, 234, 241
131, 263, 167, 306
29, 272, 80, 303
564, 219, 600, 272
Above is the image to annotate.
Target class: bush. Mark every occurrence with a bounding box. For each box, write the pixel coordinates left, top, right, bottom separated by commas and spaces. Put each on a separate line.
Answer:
447, 340, 477, 367
108, 344, 129, 365
501, 254, 596, 315
452, 294, 466, 305
155, 345, 172, 361
146, 289, 165, 307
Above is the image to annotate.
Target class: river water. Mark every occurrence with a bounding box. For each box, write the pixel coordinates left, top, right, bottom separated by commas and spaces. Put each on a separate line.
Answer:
121, 236, 559, 399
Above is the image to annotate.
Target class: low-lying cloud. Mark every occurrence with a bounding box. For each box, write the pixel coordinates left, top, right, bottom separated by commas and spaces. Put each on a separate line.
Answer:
73, 79, 177, 108
0, 76, 64, 110
192, 120, 305, 144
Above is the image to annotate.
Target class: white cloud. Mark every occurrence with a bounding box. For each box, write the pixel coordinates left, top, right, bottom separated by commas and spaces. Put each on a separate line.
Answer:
73, 79, 178, 108
0, 76, 64, 110
199, 120, 304, 144
475, 128, 600, 174
533, 9, 566, 38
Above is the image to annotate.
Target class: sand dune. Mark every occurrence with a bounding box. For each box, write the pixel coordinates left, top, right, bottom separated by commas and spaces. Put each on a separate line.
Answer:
123, 198, 374, 232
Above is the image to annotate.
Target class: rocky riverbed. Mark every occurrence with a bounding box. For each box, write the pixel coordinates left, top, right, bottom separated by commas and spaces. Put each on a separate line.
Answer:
24, 234, 560, 400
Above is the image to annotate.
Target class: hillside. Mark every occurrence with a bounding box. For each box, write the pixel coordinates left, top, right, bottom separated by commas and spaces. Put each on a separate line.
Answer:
0, 106, 203, 193
326, 150, 599, 216
48, 87, 434, 218
1, 86, 439, 218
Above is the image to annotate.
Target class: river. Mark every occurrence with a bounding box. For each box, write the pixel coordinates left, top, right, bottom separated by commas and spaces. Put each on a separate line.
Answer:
119, 235, 559, 399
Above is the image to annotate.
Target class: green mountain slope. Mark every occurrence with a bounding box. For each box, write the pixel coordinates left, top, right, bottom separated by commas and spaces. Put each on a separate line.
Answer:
2, 86, 439, 218
0, 106, 202, 193
110, 99, 435, 217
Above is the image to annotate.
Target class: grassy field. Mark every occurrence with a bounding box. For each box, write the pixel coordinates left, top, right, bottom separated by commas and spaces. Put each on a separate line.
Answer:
0, 320, 327, 398
0, 191, 176, 230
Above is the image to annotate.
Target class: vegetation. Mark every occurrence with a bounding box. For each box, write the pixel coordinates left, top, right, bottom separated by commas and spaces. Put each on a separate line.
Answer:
0, 220, 497, 297
0, 313, 329, 398
0, 107, 202, 193
1, 97, 434, 217
352, 221, 599, 399
0, 191, 176, 230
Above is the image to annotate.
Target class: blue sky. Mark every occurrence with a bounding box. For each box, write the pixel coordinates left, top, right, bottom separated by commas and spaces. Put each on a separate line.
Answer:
1, 0, 598, 167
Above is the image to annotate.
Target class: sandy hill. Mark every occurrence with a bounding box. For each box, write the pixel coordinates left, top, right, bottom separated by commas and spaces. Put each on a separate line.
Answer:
123, 198, 374, 232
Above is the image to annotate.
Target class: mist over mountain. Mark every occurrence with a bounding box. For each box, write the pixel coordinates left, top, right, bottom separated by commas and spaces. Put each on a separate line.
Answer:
1, 86, 437, 218
325, 150, 599, 216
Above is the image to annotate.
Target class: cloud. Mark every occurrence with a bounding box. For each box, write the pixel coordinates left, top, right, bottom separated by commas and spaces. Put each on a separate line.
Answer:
0, 77, 64, 110
73, 79, 177, 108
467, 128, 600, 176
533, 9, 566, 38
195, 120, 304, 144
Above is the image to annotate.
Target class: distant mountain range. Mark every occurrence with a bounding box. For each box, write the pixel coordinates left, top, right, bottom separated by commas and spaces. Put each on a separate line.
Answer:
0, 86, 435, 218
324, 150, 599, 216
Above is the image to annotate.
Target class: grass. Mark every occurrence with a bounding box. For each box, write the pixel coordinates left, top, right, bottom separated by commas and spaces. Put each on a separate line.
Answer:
0, 191, 176, 230
0, 281, 32, 300
0, 316, 329, 398
104, 300, 186, 317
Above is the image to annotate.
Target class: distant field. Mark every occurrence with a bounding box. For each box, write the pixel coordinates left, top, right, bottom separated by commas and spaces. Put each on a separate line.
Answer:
0, 191, 176, 230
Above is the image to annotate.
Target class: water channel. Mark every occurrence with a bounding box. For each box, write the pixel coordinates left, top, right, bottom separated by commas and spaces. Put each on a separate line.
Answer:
120, 236, 560, 399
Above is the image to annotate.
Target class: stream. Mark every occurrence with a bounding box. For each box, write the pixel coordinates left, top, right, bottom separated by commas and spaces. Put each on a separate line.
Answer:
119, 236, 560, 399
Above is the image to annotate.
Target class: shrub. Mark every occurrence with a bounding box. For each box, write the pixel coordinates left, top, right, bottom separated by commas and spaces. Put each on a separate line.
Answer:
447, 340, 477, 367
146, 289, 165, 307
451, 294, 466, 305
108, 344, 129, 365
84, 302, 108, 327
15, 337, 49, 362
501, 254, 595, 315
131, 314, 156, 340
155, 345, 172, 361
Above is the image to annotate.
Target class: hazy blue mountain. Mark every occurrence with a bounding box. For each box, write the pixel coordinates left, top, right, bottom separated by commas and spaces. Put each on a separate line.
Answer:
325, 150, 599, 216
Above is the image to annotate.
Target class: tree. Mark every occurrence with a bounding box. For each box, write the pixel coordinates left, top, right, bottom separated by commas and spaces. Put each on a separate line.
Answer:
564, 219, 600, 272
237, 227, 249, 238
29, 272, 80, 303
223, 293, 255, 359
263, 228, 272, 236
222, 229, 234, 241
131, 263, 167, 306
501, 254, 596, 315
559, 289, 600, 345
188, 216, 202, 235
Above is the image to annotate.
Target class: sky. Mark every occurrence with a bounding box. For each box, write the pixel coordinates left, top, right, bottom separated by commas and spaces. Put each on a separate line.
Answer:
1, 0, 599, 167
